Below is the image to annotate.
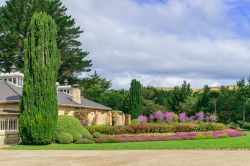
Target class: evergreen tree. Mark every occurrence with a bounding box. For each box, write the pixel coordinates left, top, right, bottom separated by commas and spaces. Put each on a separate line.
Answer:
19, 12, 60, 145
129, 79, 144, 119
80, 71, 111, 102
0, 0, 91, 81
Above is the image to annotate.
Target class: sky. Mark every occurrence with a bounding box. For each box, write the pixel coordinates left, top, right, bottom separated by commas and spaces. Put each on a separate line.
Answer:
1, 0, 250, 89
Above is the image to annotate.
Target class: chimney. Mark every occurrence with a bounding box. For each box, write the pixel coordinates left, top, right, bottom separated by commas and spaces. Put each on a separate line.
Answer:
72, 84, 81, 104
64, 79, 68, 86
10, 64, 17, 73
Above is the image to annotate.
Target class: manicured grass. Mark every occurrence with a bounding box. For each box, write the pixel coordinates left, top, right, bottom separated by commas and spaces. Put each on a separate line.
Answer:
3, 131, 250, 150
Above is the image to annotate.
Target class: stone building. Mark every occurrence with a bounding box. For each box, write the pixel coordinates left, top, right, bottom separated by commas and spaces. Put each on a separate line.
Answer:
0, 65, 129, 144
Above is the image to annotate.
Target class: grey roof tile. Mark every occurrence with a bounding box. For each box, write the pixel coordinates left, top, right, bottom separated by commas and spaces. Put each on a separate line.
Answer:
0, 81, 21, 101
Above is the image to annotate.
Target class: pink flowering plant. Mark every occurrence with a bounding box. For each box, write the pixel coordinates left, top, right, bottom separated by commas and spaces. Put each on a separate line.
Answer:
138, 115, 148, 123
94, 129, 246, 143
179, 112, 188, 122
138, 111, 217, 124
196, 111, 205, 121
165, 112, 174, 122
155, 110, 164, 121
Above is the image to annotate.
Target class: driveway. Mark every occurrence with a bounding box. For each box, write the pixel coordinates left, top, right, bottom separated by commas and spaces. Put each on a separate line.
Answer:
0, 150, 249, 166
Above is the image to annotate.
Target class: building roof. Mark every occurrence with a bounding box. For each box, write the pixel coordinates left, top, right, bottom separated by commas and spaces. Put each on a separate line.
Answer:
0, 80, 111, 110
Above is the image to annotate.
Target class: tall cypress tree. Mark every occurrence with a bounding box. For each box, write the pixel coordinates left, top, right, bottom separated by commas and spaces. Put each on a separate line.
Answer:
19, 12, 60, 145
129, 79, 144, 119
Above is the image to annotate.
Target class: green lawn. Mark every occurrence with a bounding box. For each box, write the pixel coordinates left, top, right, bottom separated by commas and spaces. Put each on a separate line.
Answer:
3, 132, 250, 150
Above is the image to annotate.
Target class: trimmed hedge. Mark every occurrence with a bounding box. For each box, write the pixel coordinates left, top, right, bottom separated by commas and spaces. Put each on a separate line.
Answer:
93, 132, 102, 138
57, 132, 73, 144
87, 122, 226, 135
56, 116, 92, 142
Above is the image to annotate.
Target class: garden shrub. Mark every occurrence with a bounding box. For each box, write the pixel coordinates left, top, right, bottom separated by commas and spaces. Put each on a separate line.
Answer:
197, 122, 226, 131
57, 132, 73, 144
227, 122, 240, 129
87, 122, 226, 135
173, 123, 198, 132
56, 115, 92, 142
131, 119, 140, 125
242, 122, 250, 130
82, 128, 93, 139
93, 132, 102, 138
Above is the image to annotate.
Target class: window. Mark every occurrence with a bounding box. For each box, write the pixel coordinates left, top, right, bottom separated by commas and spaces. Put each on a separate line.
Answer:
0, 118, 18, 131
13, 78, 17, 85
8, 78, 12, 83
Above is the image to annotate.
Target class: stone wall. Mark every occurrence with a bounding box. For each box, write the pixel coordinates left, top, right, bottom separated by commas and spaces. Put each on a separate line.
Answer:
0, 103, 19, 111
0, 130, 19, 144
58, 106, 112, 126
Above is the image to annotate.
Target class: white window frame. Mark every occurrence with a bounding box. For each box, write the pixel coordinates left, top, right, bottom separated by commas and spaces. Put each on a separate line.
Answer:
0, 118, 18, 131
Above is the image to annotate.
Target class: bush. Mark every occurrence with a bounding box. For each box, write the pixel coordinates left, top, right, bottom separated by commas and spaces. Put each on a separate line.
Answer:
93, 132, 102, 138
82, 128, 93, 139
197, 122, 226, 131
87, 122, 227, 135
57, 132, 73, 144
131, 119, 140, 125
227, 122, 240, 129
242, 122, 250, 130
56, 116, 92, 142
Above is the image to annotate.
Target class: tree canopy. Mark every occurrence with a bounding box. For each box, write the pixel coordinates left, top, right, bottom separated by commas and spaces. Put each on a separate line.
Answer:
0, 0, 92, 82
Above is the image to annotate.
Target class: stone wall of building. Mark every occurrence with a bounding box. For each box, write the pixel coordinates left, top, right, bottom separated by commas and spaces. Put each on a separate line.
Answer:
58, 106, 112, 126
0, 130, 19, 144
112, 111, 126, 126
0, 103, 19, 111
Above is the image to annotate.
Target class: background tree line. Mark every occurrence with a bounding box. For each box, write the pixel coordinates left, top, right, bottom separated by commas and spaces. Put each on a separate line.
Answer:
83, 73, 250, 123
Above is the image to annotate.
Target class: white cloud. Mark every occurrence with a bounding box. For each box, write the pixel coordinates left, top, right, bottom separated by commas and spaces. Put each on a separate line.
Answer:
2, 0, 250, 89
60, 0, 250, 89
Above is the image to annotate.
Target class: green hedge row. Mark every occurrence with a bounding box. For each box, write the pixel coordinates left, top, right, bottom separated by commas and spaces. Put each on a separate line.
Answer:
87, 122, 226, 135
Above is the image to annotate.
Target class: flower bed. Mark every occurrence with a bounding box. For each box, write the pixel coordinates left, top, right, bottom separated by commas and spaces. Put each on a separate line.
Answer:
93, 129, 246, 143
139, 111, 217, 123
87, 122, 226, 135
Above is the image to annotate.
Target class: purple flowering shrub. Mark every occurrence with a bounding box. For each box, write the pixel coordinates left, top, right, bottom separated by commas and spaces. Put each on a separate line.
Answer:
155, 110, 164, 121
196, 111, 205, 121
165, 112, 174, 122
138, 111, 217, 124
209, 114, 217, 122
81, 119, 89, 127
138, 115, 148, 123
179, 112, 188, 122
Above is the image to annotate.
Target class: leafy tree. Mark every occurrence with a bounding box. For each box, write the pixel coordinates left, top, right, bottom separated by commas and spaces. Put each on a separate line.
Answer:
142, 86, 156, 100
143, 99, 166, 116
216, 88, 239, 123
209, 91, 220, 114
154, 89, 170, 110
167, 81, 192, 112
80, 71, 111, 102
19, 13, 60, 145
99, 90, 130, 113
0, 0, 92, 81
197, 85, 213, 113
129, 79, 144, 119
179, 95, 198, 115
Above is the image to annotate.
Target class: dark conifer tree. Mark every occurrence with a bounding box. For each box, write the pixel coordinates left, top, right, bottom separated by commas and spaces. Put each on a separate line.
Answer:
19, 12, 60, 145
129, 79, 144, 119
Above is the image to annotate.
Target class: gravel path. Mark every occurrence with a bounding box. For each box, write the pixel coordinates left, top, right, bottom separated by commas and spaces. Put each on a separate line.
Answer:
0, 150, 250, 166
